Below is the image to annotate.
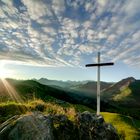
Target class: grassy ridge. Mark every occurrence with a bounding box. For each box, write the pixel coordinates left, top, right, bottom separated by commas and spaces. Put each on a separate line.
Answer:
1, 79, 140, 120
102, 112, 140, 140
0, 79, 140, 139
0, 99, 140, 140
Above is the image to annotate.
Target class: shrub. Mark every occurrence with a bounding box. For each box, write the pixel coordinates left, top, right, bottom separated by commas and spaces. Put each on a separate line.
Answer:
35, 104, 45, 112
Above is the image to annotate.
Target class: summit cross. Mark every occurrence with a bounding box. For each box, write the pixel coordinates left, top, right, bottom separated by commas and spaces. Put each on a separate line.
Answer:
85, 52, 114, 115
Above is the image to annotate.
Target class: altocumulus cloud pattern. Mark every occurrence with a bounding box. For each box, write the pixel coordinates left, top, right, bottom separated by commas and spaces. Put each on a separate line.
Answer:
0, 0, 140, 67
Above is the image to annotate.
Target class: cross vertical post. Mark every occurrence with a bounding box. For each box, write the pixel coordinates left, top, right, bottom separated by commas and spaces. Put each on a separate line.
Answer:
97, 52, 100, 116
85, 52, 114, 115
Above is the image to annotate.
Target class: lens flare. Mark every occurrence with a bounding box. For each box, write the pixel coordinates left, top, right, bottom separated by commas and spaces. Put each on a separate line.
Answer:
0, 61, 23, 102
0, 61, 13, 78
1, 78, 23, 103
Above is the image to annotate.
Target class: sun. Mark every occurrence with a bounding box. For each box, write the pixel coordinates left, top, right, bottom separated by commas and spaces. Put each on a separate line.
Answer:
0, 61, 12, 78
0, 68, 7, 78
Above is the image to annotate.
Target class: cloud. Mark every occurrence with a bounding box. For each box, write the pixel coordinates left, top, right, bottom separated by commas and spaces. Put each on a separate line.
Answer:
78, 44, 94, 54
85, 1, 95, 13
122, 0, 140, 16
0, 0, 140, 69
22, 0, 52, 20
52, 0, 65, 15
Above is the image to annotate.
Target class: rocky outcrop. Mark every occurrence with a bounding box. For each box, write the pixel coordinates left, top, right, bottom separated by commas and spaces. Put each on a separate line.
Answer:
0, 111, 119, 140
76, 111, 119, 140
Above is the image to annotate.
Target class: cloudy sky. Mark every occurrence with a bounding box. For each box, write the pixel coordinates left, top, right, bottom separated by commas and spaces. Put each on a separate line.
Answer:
0, 0, 140, 81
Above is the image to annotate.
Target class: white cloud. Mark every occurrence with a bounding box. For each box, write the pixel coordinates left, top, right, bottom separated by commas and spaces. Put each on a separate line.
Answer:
0, 7, 6, 18
122, 0, 140, 16
52, 0, 65, 15
1, 0, 13, 6
22, 0, 52, 20
112, 43, 140, 62
83, 21, 92, 29
78, 45, 94, 54
85, 1, 95, 13
132, 31, 140, 42
97, 0, 107, 7
107, 34, 116, 42
0, 0, 140, 69
95, 0, 108, 16
98, 32, 107, 39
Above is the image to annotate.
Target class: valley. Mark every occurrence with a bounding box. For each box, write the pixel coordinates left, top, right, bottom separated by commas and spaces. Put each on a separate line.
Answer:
0, 77, 140, 139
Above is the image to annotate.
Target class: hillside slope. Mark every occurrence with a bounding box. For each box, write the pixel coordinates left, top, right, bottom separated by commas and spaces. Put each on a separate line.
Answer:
102, 112, 140, 140
102, 77, 140, 107
0, 79, 79, 103
0, 78, 140, 139
71, 81, 112, 97
0, 79, 97, 109
37, 78, 113, 98
1, 77, 140, 119
0, 99, 140, 140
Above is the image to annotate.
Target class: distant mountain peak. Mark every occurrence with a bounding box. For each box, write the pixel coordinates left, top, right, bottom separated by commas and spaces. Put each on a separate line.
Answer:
110, 77, 135, 88
102, 76, 138, 102
122, 77, 136, 81
39, 78, 48, 81
120, 77, 136, 85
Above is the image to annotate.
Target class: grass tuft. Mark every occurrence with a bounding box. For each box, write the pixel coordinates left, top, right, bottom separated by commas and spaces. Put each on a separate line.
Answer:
0, 100, 140, 140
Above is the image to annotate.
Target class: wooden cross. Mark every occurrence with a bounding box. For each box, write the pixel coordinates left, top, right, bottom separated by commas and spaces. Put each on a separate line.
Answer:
85, 52, 114, 115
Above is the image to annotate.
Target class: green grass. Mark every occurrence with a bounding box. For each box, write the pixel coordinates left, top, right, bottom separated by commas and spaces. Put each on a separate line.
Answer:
0, 102, 27, 123
73, 104, 95, 113
102, 112, 140, 140
0, 100, 140, 140
113, 87, 132, 101
0, 99, 76, 123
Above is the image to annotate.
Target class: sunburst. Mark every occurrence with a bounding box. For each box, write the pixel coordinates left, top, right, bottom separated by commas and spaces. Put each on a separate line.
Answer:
0, 61, 12, 78
1, 78, 23, 103
0, 61, 23, 103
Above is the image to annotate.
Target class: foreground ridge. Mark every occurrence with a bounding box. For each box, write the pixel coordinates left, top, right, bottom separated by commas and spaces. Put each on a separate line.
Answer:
0, 111, 119, 140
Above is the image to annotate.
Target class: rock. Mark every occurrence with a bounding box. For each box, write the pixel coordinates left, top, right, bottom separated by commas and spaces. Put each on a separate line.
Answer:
0, 112, 54, 140
76, 111, 119, 140
0, 111, 119, 140
52, 114, 78, 140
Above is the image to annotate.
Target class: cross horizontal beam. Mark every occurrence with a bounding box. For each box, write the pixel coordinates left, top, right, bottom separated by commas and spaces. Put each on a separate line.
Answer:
85, 62, 114, 67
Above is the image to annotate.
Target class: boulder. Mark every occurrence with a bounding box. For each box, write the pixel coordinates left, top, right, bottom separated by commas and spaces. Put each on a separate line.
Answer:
0, 112, 54, 140
76, 111, 119, 140
0, 111, 119, 140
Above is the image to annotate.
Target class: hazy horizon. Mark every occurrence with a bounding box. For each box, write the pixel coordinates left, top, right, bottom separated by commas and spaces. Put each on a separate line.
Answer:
2, 75, 137, 83
0, 0, 140, 82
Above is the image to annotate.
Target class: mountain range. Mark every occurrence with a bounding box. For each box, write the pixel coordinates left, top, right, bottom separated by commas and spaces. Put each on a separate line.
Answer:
37, 78, 113, 97
37, 78, 88, 88
0, 77, 140, 139
0, 77, 140, 119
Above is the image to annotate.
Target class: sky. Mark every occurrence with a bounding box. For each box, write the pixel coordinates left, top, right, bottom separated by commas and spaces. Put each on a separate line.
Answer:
0, 0, 140, 82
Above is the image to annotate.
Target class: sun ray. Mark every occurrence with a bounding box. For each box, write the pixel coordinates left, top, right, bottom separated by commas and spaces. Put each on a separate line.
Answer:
1, 78, 23, 103
0, 60, 14, 78
0, 61, 23, 102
